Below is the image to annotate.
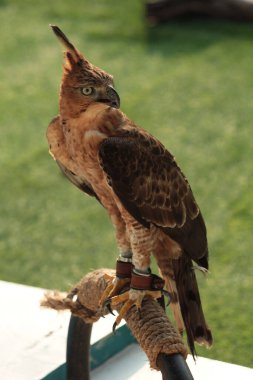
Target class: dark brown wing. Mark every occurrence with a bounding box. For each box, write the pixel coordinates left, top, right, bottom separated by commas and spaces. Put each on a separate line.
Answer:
99, 128, 208, 266
56, 160, 101, 202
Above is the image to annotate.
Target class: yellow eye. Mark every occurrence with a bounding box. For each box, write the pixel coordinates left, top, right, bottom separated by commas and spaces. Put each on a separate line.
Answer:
81, 87, 94, 96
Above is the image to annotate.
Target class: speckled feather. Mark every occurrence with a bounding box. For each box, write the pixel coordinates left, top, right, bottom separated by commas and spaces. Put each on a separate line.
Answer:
99, 127, 208, 265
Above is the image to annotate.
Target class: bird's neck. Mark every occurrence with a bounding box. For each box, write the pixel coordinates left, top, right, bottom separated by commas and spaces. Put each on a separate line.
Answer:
59, 98, 83, 119
59, 87, 90, 119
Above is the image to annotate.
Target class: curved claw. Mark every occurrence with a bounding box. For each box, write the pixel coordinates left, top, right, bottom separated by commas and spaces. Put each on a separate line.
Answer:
102, 298, 111, 309
112, 321, 117, 334
101, 298, 115, 316
106, 302, 115, 316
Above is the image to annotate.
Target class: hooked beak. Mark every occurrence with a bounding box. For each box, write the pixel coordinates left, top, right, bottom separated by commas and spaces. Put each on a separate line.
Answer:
99, 86, 120, 109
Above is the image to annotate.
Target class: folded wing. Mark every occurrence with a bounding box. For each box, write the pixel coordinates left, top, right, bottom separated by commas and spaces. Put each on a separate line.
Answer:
99, 127, 208, 267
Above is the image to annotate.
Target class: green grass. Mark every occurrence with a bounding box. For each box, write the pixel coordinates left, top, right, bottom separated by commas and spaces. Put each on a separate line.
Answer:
0, 0, 253, 368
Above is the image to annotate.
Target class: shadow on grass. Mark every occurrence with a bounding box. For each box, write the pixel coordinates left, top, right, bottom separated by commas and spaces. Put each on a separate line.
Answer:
145, 19, 253, 57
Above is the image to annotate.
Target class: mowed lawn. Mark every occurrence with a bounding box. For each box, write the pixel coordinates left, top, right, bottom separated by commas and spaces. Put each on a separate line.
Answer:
0, 0, 252, 368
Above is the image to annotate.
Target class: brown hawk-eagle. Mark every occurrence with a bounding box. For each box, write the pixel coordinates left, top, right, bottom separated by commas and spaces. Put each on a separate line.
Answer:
47, 25, 213, 357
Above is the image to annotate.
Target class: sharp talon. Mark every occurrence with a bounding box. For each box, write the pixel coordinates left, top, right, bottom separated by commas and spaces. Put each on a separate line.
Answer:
102, 298, 111, 309
106, 303, 115, 316
112, 321, 117, 334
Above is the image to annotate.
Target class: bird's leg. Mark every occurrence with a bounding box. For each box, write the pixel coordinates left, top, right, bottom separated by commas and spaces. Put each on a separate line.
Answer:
105, 225, 168, 327
109, 268, 166, 329
99, 251, 133, 314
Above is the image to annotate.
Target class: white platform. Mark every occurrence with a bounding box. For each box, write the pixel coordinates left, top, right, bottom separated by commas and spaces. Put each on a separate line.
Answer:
1, 281, 252, 380
91, 344, 253, 380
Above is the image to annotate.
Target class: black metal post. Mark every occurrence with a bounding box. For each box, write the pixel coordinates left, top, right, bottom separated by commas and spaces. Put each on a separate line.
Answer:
66, 314, 92, 380
66, 313, 195, 380
157, 353, 194, 380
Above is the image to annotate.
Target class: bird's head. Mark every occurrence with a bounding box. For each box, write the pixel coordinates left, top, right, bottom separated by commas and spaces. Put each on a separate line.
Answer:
51, 25, 120, 118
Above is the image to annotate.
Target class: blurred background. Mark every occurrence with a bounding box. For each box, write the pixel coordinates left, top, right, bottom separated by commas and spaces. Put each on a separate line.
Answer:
0, 0, 252, 368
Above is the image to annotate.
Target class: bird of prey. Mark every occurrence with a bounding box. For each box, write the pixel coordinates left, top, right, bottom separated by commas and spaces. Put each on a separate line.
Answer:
47, 25, 213, 356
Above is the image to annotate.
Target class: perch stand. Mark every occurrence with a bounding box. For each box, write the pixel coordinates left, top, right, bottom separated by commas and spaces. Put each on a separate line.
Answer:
42, 268, 194, 380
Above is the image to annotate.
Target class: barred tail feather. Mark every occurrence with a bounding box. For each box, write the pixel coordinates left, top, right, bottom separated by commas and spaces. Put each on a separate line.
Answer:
163, 274, 185, 335
173, 254, 213, 358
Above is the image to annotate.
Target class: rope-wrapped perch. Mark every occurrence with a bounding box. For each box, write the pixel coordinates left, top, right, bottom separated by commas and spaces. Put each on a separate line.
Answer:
41, 268, 188, 370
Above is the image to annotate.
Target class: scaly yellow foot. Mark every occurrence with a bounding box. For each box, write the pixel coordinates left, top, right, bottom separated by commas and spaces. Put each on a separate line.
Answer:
108, 271, 166, 330
110, 288, 162, 331
99, 259, 133, 315
99, 276, 131, 312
